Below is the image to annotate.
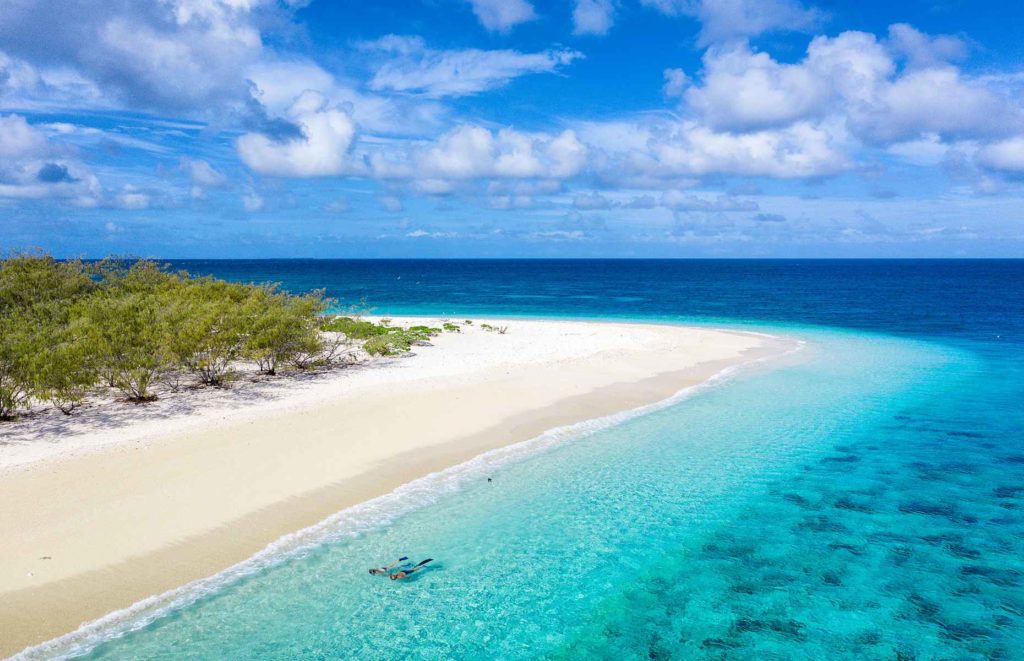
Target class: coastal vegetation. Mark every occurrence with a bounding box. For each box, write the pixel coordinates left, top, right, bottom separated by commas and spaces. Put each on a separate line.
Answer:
0, 253, 440, 420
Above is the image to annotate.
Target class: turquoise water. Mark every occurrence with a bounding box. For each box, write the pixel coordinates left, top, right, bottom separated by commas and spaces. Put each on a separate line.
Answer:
17, 260, 1024, 659
21, 327, 1024, 660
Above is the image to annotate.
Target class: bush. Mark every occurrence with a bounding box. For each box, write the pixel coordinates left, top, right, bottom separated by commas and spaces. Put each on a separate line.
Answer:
0, 252, 337, 417
321, 316, 389, 339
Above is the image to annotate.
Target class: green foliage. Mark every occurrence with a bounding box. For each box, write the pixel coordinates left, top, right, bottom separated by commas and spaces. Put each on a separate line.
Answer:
0, 252, 335, 419
0, 309, 39, 419
246, 287, 327, 375
442, 322, 461, 333
405, 325, 441, 339
363, 334, 413, 356
321, 316, 389, 339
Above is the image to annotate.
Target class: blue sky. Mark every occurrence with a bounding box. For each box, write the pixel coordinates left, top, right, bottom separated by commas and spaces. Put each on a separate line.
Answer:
1, 0, 1023, 258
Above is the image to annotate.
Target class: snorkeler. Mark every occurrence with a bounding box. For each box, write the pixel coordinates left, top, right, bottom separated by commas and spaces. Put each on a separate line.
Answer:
369, 556, 409, 575
390, 558, 433, 580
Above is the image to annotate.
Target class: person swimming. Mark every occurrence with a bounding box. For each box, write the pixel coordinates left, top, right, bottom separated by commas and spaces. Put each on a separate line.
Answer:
369, 556, 408, 575
390, 558, 433, 580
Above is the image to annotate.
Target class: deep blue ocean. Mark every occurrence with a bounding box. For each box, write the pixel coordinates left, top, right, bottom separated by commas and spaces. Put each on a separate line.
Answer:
22, 260, 1023, 660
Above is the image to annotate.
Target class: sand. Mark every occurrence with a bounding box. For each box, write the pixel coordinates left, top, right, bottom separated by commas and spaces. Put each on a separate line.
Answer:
0, 318, 790, 656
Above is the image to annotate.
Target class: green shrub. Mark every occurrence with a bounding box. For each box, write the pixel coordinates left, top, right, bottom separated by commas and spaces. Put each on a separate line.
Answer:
443, 322, 460, 332
321, 316, 389, 339
0, 252, 335, 417
363, 334, 413, 356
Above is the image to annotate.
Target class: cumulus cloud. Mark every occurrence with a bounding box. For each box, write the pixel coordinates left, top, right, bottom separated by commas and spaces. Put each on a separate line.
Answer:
247, 58, 445, 136
412, 125, 588, 180
466, 0, 536, 32
573, 0, 616, 36
0, 114, 100, 201
887, 23, 968, 68
0, 0, 294, 115
642, 0, 820, 45
680, 29, 1024, 144
237, 91, 358, 177
580, 116, 849, 181
685, 44, 828, 131
663, 68, 690, 98
362, 36, 582, 98
976, 137, 1024, 173
116, 185, 149, 210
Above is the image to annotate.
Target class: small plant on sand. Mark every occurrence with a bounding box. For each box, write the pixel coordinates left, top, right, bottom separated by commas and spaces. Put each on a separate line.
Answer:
443, 322, 461, 333
464, 320, 473, 325
479, 323, 509, 334
363, 334, 412, 356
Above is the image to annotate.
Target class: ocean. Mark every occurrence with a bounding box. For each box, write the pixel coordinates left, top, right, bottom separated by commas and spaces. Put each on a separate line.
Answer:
22, 259, 1024, 660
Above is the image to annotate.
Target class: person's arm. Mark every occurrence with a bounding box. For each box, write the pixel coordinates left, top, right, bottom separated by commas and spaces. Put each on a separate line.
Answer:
386, 556, 409, 570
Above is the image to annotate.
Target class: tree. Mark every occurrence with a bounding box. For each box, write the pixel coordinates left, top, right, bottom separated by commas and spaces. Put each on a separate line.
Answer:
34, 316, 98, 415
0, 311, 38, 419
77, 291, 172, 402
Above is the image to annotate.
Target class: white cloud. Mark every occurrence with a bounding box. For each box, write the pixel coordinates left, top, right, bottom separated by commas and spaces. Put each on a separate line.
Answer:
642, 0, 820, 45
976, 137, 1024, 173
242, 190, 264, 211
0, 113, 101, 201
116, 185, 149, 209
581, 116, 849, 181
573, 0, 616, 36
181, 158, 227, 187
887, 23, 967, 69
379, 195, 403, 212
848, 66, 1022, 144
362, 36, 582, 98
466, 0, 536, 32
0, 0, 288, 115
413, 125, 588, 180
247, 58, 445, 136
0, 113, 48, 158
237, 91, 358, 177
663, 68, 689, 97
685, 43, 828, 131
680, 28, 1024, 145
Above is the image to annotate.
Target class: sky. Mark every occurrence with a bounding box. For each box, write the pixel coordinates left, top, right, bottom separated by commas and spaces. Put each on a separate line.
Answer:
1, 0, 1023, 258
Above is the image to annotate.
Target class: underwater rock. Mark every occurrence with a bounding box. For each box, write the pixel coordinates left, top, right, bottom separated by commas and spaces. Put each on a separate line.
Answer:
945, 543, 981, 560
833, 497, 876, 514
782, 493, 815, 509
821, 454, 861, 464
938, 620, 991, 641
898, 501, 957, 518
945, 430, 988, 439
959, 565, 1021, 587
795, 515, 850, 534
730, 618, 807, 641
993, 485, 1024, 499
700, 637, 740, 650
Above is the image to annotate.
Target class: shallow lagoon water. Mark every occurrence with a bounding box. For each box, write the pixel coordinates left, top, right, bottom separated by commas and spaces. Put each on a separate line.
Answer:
21, 260, 1023, 659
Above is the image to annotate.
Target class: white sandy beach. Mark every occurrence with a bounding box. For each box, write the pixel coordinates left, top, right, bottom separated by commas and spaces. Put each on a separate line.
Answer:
0, 318, 788, 656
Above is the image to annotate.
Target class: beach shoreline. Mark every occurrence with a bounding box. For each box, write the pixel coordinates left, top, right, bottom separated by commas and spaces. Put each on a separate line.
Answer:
0, 318, 795, 657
